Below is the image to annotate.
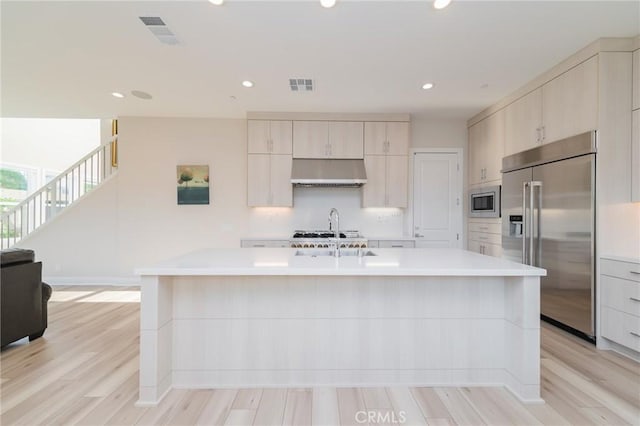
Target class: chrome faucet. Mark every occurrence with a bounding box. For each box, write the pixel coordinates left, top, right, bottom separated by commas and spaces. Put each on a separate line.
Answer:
328, 208, 340, 257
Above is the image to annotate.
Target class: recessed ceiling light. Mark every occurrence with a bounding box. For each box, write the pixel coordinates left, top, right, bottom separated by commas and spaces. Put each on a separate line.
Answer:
422, 83, 434, 90
242, 80, 254, 88
111, 92, 125, 98
208, 0, 224, 5
320, 0, 337, 8
433, 0, 452, 10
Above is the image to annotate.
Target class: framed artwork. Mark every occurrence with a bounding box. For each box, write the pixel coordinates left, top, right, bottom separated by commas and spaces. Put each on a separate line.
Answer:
177, 165, 209, 205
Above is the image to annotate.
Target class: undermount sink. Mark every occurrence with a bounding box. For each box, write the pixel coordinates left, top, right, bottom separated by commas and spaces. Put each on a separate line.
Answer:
294, 249, 377, 257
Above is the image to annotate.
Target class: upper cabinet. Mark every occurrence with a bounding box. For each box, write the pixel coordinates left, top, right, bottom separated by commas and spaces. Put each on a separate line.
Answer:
293, 121, 363, 159
633, 110, 639, 202
541, 55, 599, 144
247, 120, 293, 207
247, 154, 292, 207
364, 122, 410, 155
362, 155, 408, 208
502, 57, 599, 157
248, 120, 292, 154
504, 88, 543, 156
468, 109, 505, 185
633, 49, 639, 111
362, 121, 410, 208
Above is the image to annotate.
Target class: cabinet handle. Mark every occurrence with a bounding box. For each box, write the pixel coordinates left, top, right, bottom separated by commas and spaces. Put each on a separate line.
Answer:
391, 244, 403, 248
630, 271, 640, 275
253, 244, 266, 247
535, 127, 540, 143
630, 332, 640, 338
630, 297, 640, 303
541, 126, 545, 143
479, 226, 489, 230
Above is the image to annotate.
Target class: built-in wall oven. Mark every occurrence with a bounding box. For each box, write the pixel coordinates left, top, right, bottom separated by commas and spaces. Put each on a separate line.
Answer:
469, 185, 501, 218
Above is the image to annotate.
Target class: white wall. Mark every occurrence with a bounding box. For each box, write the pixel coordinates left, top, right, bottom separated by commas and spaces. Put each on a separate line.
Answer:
20, 116, 467, 280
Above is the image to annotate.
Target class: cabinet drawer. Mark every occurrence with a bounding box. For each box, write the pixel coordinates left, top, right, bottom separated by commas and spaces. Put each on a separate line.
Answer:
241, 240, 290, 248
601, 258, 640, 283
468, 240, 502, 258
601, 306, 640, 352
468, 222, 501, 234
468, 231, 501, 245
601, 275, 640, 317
376, 240, 415, 248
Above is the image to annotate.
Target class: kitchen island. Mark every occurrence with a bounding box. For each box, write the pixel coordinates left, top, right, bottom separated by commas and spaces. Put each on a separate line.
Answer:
135, 248, 546, 406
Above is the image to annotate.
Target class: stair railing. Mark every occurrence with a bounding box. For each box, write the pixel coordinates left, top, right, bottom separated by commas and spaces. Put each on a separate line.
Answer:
1, 139, 117, 249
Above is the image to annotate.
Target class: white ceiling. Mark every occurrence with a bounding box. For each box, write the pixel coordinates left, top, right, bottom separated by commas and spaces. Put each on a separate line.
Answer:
1, 1, 639, 120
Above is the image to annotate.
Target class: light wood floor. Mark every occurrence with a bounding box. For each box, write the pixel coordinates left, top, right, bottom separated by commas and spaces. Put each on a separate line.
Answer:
1, 286, 639, 426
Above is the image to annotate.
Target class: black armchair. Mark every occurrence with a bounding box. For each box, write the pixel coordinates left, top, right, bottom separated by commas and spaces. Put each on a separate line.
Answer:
1, 248, 52, 348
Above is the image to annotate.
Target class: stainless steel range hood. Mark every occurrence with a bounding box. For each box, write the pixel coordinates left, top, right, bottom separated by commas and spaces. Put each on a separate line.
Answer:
291, 159, 367, 187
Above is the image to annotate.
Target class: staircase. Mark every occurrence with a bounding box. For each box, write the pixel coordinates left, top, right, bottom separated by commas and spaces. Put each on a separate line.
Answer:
1, 140, 118, 249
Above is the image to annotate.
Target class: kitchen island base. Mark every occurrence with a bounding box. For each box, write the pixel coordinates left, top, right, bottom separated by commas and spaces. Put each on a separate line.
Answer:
138, 274, 542, 406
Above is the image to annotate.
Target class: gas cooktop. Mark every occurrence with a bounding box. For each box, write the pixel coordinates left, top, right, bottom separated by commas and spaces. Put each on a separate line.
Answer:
292, 230, 361, 239
290, 230, 367, 248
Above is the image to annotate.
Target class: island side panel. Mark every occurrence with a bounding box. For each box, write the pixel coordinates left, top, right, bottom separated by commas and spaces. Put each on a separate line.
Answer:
503, 275, 542, 403
170, 275, 509, 389
138, 275, 174, 406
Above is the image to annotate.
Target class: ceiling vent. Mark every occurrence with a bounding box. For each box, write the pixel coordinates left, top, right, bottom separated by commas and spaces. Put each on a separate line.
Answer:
139, 16, 180, 45
289, 79, 314, 92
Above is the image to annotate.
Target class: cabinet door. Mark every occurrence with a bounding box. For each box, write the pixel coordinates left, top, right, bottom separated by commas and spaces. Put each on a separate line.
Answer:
542, 55, 598, 144
328, 121, 363, 158
633, 50, 639, 111
270, 154, 293, 207
504, 88, 542, 156
364, 122, 387, 155
247, 120, 270, 154
468, 121, 485, 185
483, 242, 503, 258
467, 240, 482, 254
633, 110, 640, 202
386, 155, 408, 207
247, 154, 271, 206
386, 122, 410, 155
362, 155, 386, 207
293, 121, 329, 158
484, 109, 505, 182
269, 121, 293, 154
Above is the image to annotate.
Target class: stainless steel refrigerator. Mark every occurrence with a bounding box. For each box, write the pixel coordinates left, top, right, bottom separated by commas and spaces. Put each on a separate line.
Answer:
501, 131, 596, 341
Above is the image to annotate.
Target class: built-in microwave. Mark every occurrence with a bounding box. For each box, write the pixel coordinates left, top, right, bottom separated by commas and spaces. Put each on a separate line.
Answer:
469, 185, 501, 218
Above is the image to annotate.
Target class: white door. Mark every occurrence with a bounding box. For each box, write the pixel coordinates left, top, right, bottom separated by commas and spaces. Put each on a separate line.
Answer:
413, 152, 462, 248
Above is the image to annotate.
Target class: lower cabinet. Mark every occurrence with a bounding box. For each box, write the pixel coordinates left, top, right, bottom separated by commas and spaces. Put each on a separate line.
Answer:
468, 219, 502, 258
368, 239, 415, 248
600, 257, 640, 353
240, 239, 290, 248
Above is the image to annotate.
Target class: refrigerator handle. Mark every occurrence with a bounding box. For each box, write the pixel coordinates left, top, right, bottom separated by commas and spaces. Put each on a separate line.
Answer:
522, 182, 529, 265
531, 181, 543, 267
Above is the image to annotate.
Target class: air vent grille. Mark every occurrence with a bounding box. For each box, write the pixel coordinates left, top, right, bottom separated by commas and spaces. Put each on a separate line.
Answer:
139, 16, 165, 26
139, 16, 179, 45
289, 79, 314, 92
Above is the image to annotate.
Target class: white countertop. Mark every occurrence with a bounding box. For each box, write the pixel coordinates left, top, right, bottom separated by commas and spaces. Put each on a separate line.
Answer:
136, 248, 546, 277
